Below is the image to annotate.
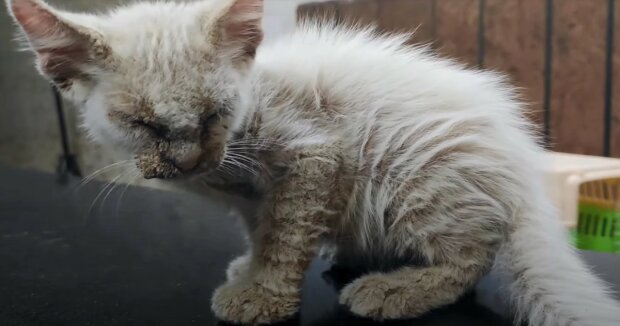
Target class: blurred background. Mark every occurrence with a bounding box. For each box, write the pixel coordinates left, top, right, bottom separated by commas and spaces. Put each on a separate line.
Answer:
1, 0, 619, 178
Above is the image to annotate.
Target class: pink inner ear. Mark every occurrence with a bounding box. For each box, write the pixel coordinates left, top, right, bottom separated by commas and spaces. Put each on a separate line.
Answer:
11, 0, 63, 44
10, 0, 91, 79
227, 0, 263, 17
222, 0, 264, 57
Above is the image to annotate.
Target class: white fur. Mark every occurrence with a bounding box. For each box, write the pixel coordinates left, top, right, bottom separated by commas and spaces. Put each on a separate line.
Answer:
254, 23, 620, 326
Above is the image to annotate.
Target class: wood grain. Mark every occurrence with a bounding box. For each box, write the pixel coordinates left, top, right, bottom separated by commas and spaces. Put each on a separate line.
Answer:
551, 0, 607, 155
611, 0, 620, 157
298, 0, 613, 155
376, 0, 434, 44
434, 0, 480, 67
296, 0, 341, 25
338, 0, 380, 27
485, 0, 546, 127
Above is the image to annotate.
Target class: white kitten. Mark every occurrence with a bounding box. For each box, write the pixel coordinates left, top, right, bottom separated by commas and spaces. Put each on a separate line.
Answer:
7, 0, 620, 325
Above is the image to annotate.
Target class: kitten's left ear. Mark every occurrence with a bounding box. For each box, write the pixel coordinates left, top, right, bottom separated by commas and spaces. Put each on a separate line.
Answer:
212, 0, 264, 64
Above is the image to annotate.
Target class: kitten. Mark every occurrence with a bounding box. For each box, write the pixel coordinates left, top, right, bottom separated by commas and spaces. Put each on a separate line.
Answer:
7, 0, 620, 325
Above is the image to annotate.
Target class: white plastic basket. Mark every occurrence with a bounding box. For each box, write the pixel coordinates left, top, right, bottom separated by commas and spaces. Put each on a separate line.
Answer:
543, 152, 620, 228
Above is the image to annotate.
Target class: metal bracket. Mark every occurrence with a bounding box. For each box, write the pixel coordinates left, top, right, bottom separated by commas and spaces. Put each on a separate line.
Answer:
52, 86, 82, 183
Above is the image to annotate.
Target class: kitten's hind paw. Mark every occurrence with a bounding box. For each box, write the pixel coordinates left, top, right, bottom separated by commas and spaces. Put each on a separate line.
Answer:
212, 281, 299, 325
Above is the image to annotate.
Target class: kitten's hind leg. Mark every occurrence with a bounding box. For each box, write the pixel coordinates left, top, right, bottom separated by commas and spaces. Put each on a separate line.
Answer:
339, 263, 483, 320
339, 206, 502, 321
338, 166, 512, 320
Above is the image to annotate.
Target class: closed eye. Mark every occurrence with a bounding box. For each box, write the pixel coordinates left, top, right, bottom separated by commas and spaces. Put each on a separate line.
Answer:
133, 120, 168, 138
205, 112, 218, 123
201, 112, 219, 132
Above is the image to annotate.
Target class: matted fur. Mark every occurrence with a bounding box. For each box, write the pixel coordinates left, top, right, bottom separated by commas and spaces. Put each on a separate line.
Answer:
6, 0, 620, 325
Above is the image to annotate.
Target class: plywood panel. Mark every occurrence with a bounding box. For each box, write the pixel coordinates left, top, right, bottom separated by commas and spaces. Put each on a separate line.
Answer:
485, 0, 546, 127
296, 0, 340, 25
339, 0, 380, 27
551, 0, 607, 155
435, 0, 479, 67
376, 0, 434, 44
611, 1, 620, 157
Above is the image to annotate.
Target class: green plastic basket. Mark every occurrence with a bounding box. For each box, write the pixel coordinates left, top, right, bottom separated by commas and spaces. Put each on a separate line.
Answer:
575, 179, 620, 253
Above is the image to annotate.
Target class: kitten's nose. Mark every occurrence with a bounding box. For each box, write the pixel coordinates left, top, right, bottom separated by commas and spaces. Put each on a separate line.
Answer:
172, 149, 202, 172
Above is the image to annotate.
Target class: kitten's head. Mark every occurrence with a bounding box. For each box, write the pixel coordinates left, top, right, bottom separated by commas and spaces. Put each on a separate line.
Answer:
7, 0, 263, 179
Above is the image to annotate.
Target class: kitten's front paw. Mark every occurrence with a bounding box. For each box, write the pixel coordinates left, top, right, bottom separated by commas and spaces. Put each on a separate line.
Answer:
212, 281, 299, 325
339, 274, 422, 320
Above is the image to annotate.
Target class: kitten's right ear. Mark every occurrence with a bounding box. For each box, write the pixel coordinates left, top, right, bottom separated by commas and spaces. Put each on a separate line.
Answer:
6, 0, 110, 87
210, 0, 264, 65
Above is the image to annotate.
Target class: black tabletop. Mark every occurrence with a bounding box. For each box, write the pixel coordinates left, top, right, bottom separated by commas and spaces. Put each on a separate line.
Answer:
1, 166, 618, 326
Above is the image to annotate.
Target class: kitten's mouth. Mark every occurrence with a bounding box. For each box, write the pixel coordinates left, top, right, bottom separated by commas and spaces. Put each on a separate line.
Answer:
139, 164, 213, 180
137, 158, 180, 180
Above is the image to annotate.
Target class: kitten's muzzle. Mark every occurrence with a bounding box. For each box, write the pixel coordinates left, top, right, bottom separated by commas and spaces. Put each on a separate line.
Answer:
136, 146, 218, 179
137, 155, 180, 179
170, 148, 202, 172
137, 157, 200, 180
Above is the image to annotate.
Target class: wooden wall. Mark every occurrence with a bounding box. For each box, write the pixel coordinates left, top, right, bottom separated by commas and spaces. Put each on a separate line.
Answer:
297, 0, 618, 157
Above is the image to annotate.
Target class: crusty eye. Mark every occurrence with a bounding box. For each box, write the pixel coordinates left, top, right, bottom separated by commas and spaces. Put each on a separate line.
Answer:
132, 119, 168, 138
206, 112, 218, 123
201, 112, 218, 131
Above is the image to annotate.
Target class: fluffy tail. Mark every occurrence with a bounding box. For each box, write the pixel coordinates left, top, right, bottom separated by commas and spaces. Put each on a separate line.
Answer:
495, 198, 620, 326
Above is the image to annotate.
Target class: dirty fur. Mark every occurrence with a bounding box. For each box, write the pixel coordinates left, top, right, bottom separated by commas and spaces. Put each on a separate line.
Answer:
7, 0, 620, 325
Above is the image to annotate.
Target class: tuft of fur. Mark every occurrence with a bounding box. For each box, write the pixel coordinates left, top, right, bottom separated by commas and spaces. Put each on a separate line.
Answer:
7, 1, 620, 325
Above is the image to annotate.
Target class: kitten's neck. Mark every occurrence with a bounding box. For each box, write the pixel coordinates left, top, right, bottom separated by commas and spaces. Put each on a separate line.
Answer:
230, 67, 277, 141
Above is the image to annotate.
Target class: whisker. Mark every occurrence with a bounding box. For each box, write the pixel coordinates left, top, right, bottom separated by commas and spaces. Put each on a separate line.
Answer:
227, 138, 285, 148
222, 160, 255, 176
222, 157, 257, 176
216, 162, 236, 176
225, 146, 268, 151
228, 137, 283, 143
199, 179, 213, 190
77, 160, 133, 185
73, 160, 135, 194
227, 152, 260, 167
99, 169, 135, 216
225, 151, 270, 177
225, 152, 257, 163
227, 142, 275, 149
86, 173, 124, 221
227, 143, 281, 150
226, 156, 263, 174
115, 171, 141, 219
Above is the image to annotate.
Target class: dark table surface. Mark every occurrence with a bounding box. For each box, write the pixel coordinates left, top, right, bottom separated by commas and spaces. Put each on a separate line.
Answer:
1, 166, 619, 326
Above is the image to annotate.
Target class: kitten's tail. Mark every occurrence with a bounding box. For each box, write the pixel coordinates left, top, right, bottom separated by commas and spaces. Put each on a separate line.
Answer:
496, 198, 620, 326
